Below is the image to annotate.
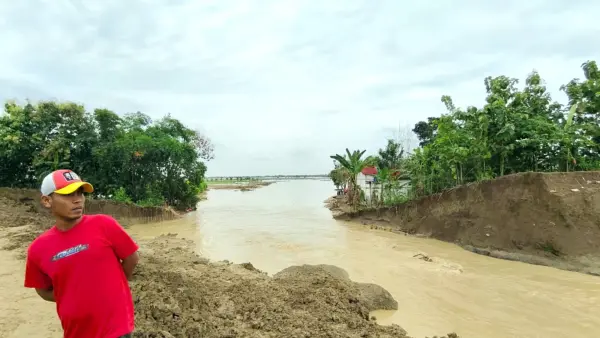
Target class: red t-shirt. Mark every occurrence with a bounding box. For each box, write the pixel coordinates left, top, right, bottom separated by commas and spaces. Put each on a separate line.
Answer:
24, 214, 139, 338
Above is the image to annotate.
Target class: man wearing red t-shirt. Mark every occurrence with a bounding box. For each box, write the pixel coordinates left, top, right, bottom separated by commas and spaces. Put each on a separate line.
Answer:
24, 169, 140, 338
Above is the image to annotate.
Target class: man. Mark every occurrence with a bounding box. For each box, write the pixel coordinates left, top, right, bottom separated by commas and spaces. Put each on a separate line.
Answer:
24, 169, 140, 338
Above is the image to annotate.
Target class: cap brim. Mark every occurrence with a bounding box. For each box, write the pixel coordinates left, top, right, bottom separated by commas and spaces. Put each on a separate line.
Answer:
54, 182, 94, 195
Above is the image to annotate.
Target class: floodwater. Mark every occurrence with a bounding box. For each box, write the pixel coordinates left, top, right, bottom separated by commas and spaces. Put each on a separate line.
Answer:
129, 179, 600, 338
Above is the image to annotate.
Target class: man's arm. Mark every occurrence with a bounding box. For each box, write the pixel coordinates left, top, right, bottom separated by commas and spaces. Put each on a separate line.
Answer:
24, 247, 55, 301
103, 216, 140, 280
35, 287, 55, 302
121, 251, 139, 281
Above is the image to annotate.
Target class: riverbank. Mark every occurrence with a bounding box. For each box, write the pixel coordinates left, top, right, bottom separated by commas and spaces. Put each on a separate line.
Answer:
326, 171, 600, 276
0, 190, 458, 337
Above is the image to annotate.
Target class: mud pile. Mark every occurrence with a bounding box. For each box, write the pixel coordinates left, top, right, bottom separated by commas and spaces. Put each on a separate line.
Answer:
0, 187, 180, 226
131, 235, 418, 338
337, 171, 600, 275
0, 196, 50, 252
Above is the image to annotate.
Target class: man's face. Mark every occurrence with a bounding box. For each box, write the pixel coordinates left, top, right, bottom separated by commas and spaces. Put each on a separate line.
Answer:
41, 188, 85, 221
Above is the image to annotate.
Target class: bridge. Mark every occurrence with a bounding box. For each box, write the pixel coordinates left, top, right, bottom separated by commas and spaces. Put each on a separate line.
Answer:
206, 174, 329, 181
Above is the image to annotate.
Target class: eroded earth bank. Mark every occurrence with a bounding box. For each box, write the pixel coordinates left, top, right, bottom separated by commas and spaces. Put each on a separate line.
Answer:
329, 171, 600, 275
0, 191, 457, 338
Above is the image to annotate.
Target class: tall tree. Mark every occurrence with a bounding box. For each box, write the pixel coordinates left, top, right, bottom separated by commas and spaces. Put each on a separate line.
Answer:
402, 60, 600, 200
0, 100, 212, 211
329, 149, 376, 207
376, 139, 404, 170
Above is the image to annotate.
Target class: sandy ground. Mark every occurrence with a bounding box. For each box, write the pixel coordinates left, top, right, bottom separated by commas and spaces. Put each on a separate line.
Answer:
0, 228, 62, 338
0, 196, 458, 338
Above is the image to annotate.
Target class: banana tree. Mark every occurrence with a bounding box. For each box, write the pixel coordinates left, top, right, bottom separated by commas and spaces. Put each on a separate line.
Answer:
563, 103, 578, 172
330, 149, 376, 207
374, 167, 390, 206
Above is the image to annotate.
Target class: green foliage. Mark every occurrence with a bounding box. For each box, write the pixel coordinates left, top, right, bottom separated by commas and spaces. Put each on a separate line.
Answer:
199, 180, 208, 193
112, 187, 133, 204
328, 168, 345, 189
330, 60, 600, 208
406, 60, 600, 199
0, 100, 214, 211
329, 149, 377, 207
376, 139, 404, 170
328, 159, 350, 190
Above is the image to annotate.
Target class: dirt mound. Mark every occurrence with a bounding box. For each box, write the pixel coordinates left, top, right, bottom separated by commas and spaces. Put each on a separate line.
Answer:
0, 196, 51, 252
131, 235, 414, 338
131, 235, 460, 338
0, 188, 180, 226
274, 264, 351, 281
324, 196, 354, 218
338, 172, 600, 275
274, 265, 399, 311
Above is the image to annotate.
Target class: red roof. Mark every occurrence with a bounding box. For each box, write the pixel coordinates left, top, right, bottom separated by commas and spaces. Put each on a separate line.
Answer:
361, 166, 377, 175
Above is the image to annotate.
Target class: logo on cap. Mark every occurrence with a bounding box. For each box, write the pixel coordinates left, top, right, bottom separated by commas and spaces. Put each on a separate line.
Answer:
63, 171, 80, 182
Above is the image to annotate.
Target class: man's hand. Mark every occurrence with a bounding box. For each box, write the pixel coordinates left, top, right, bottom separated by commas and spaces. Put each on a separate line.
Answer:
121, 251, 139, 281
35, 287, 55, 302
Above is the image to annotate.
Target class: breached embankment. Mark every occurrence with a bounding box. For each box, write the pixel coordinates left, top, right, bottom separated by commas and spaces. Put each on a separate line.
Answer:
0, 189, 458, 338
328, 171, 600, 276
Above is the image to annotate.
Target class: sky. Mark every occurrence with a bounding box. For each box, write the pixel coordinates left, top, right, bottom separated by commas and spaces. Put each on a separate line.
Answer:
1, 1, 599, 176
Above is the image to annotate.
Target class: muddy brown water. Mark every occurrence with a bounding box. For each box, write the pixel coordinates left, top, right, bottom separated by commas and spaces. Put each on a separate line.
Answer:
126, 180, 600, 338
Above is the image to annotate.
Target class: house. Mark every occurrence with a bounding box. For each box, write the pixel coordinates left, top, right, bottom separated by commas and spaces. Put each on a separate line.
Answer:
356, 166, 378, 200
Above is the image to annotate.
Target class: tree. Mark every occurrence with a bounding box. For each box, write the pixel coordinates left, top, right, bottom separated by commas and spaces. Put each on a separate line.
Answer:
412, 117, 439, 147
329, 149, 376, 207
328, 60, 600, 205
0, 100, 213, 211
402, 60, 600, 200
376, 139, 404, 170
329, 160, 349, 190
560, 60, 600, 170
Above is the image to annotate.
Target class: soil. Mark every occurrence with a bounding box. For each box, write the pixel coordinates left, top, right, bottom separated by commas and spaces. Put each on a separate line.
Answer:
324, 196, 356, 219
0, 191, 458, 338
130, 235, 411, 338
331, 171, 600, 276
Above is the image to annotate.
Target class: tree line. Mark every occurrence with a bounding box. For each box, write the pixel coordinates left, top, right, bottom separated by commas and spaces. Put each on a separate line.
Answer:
330, 60, 600, 207
0, 100, 214, 210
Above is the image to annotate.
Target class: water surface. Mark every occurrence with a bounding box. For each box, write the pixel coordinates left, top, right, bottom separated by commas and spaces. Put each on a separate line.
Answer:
129, 180, 600, 338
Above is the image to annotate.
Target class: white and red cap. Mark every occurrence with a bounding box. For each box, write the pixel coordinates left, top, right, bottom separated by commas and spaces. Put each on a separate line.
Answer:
40, 169, 94, 196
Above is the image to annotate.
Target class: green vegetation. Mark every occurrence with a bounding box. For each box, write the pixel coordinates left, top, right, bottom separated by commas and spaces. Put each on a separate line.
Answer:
330, 60, 600, 207
330, 141, 407, 208
330, 150, 377, 206
0, 101, 214, 210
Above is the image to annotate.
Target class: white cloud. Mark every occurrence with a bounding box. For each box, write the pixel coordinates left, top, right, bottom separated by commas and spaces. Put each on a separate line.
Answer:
1, 0, 599, 176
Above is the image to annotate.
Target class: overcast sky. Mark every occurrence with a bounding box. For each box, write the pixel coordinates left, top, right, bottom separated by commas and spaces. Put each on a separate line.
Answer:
1, 1, 598, 176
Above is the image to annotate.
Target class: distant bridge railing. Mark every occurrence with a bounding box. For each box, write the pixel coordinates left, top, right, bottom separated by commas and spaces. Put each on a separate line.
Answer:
206, 175, 329, 181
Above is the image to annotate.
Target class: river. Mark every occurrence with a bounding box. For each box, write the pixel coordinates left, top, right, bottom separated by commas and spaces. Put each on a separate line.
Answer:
129, 179, 600, 338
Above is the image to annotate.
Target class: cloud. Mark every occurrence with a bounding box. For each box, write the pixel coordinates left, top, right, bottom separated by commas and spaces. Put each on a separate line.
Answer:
1, 0, 599, 176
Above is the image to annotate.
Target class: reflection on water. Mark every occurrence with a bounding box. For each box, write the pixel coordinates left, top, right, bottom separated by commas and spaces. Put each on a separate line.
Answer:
129, 180, 600, 338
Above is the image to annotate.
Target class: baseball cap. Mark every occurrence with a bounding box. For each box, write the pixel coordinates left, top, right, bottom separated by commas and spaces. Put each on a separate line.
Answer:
40, 169, 94, 196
